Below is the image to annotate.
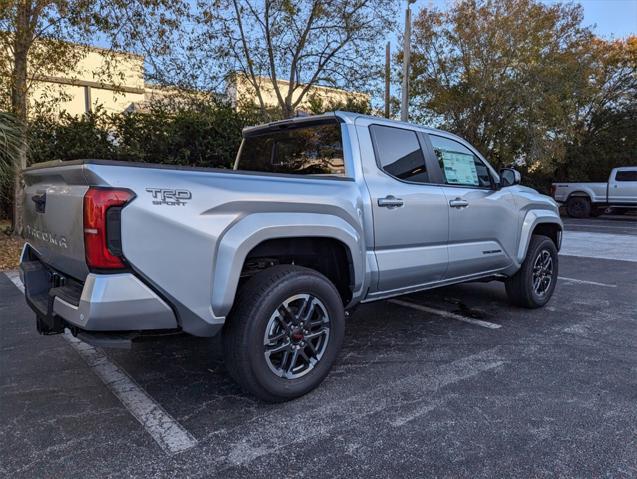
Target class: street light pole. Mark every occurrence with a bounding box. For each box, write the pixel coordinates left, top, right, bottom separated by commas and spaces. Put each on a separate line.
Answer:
401, 0, 416, 122
385, 42, 390, 118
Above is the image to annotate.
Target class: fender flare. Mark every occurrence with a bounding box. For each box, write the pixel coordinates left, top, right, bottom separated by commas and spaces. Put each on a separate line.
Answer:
211, 212, 365, 318
566, 191, 592, 200
516, 210, 563, 264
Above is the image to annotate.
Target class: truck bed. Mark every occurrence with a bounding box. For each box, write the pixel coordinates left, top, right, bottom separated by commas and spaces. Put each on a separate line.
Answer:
22, 158, 362, 336
552, 181, 608, 203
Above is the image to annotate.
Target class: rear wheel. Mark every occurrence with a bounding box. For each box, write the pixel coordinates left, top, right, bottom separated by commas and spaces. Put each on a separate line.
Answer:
505, 235, 558, 308
566, 196, 591, 218
223, 265, 345, 402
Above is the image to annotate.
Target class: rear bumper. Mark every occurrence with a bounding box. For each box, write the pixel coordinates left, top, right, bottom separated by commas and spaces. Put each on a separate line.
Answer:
20, 245, 178, 333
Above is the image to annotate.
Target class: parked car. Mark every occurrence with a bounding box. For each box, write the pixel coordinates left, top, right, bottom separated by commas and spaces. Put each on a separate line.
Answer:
551, 167, 637, 218
20, 112, 563, 401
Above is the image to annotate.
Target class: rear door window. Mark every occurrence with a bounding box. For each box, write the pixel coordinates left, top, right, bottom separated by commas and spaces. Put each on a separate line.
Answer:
236, 120, 345, 175
369, 125, 430, 183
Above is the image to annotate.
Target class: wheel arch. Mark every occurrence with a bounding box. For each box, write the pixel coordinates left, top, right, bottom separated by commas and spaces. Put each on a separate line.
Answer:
567, 190, 592, 200
516, 210, 563, 264
211, 212, 366, 318
241, 236, 355, 305
531, 223, 562, 249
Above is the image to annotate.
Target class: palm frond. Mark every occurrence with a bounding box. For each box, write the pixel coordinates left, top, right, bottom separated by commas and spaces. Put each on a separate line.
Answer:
0, 111, 26, 201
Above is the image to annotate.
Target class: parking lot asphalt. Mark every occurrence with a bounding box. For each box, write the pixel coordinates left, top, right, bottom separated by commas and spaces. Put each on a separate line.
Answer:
1, 216, 636, 478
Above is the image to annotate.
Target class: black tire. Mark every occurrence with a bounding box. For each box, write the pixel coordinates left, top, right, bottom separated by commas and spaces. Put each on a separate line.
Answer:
590, 207, 603, 217
566, 196, 591, 218
223, 265, 345, 402
505, 235, 558, 308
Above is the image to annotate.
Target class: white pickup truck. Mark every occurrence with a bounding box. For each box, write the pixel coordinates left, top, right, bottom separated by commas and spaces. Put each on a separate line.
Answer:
551, 166, 637, 218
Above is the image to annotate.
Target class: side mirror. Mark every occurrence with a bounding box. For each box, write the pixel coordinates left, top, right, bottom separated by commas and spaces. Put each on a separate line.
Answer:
499, 168, 521, 187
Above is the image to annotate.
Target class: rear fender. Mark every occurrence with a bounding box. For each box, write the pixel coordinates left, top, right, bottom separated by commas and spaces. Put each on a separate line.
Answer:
212, 212, 365, 318
568, 190, 592, 199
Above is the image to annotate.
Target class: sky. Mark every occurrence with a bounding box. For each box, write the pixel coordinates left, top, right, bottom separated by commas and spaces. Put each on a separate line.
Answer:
543, 0, 637, 38
412, 0, 637, 38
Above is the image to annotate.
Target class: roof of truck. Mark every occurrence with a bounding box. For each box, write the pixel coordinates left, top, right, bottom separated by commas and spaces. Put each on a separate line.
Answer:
241, 111, 451, 137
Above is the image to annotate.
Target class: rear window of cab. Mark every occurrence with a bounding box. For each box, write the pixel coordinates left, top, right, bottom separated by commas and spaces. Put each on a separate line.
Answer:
236, 120, 345, 176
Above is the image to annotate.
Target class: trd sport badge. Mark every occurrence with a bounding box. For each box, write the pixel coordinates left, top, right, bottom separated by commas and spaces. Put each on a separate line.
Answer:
146, 188, 192, 206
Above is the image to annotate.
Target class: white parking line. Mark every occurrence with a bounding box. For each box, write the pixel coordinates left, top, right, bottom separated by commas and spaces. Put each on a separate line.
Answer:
388, 298, 502, 329
64, 332, 198, 454
565, 224, 636, 230
3, 271, 198, 455
558, 276, 617, 288
220, 348, 505, 466
4, 270, 24, 292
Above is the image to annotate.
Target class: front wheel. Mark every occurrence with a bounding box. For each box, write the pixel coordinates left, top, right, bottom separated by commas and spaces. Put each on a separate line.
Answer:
223, 265, 345, 402
505, 235, 558, 308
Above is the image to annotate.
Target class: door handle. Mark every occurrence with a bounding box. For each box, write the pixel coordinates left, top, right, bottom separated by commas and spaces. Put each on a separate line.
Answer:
449, 198, 469, 208
378, 195, 404, 208
31, 192, 46, 213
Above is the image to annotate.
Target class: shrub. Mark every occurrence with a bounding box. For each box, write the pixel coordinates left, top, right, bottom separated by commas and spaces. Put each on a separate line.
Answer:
27, 101, 265, 168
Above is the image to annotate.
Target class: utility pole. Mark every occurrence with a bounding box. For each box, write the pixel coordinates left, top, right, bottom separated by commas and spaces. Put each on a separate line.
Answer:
385, 42, 390, 118
401, 0, 416, 122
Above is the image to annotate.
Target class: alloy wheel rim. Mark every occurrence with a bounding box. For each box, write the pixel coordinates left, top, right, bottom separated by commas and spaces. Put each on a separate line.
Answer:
263, 294, 330, 379
532, 249, 553, 296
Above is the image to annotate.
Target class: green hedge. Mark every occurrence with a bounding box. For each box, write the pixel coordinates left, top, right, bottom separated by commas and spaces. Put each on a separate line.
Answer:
1, 98, 376, 218
27, 102, 265, 168
25, 95, 372, 169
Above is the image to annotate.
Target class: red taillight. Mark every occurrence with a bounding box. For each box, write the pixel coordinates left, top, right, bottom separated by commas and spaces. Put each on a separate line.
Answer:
83, 187, 135, 270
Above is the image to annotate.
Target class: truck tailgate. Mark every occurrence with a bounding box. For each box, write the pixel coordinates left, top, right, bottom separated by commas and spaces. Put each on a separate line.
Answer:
23, 163, 91, 280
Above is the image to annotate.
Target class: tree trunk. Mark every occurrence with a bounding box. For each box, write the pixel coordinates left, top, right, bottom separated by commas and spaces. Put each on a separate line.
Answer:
282, 105, 294, 118
10, 2, 31, 235
282, 96, 294, 119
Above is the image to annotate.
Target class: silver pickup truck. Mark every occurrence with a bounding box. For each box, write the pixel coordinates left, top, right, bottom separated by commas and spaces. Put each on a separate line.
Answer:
20, 112, 562, 401
551, 166, 637, 218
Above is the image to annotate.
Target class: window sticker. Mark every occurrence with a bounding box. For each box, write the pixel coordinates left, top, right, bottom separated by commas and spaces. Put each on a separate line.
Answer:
439, 149, 479, 186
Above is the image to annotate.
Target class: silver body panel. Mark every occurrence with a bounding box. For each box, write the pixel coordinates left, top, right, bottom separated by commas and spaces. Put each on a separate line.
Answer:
22, 166, 90, 280
21, 111, 563, 337
53, 273, 178, 331
552, 166, 637, 206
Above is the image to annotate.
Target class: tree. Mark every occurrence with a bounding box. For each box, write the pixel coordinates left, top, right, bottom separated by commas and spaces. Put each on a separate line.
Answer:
305, 91, 372, 115
0, 0, 186, 232
1, 1, 105, 231
196, 0, 396, 119
559, 36, 637, 181
406, 0, 595, 174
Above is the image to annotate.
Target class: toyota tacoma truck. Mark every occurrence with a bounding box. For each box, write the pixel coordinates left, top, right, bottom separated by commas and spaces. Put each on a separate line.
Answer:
551, 166, 637, 218
20, 112, 563, 402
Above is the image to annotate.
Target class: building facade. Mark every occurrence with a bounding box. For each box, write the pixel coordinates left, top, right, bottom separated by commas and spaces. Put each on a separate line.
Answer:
27, 47, 146, 116
226, 73, 370, 113
12, 44, 368, 116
